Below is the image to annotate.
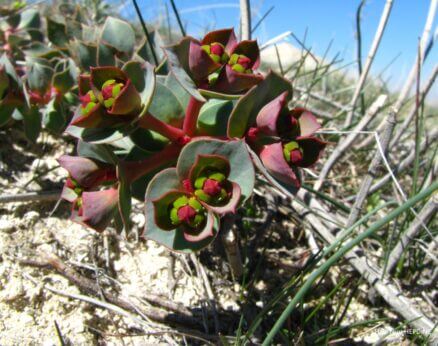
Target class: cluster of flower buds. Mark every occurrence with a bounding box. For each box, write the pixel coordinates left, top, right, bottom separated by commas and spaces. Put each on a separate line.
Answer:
28, 86, 61, 106
151, 153, 241, 243
71, 67, 141, 128
246, 91, 327, 187
58, 155, 119, 232
170, 28, 263, 94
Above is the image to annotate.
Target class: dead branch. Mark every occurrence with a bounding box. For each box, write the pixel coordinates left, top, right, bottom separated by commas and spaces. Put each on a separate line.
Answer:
18, 252, 203, 329
386, 196, 437, 274
344, 0, 393, 127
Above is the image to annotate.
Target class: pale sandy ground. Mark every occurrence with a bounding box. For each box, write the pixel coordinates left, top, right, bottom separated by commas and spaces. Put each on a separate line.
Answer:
0, 131, 428, 345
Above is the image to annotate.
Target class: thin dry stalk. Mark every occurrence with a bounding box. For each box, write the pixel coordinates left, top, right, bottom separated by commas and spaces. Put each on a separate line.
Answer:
386, 196, 437, 274
314, 94, 387, 190
19, 253, 201, 328
288, 189, 437, 339
344, 0, 393, 127
394, 0, 437, 115
364, 129, 438, 197
239, 0, 251, 40
389, 64, 438, 148
220, 214, 243, 279
294, 86, 348, 112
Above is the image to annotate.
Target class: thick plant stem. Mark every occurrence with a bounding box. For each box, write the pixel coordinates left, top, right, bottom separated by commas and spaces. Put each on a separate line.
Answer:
183, 96, 204, 137
138, 113, 187, 143
220, 214, 243, 280
122, 143, 182, 183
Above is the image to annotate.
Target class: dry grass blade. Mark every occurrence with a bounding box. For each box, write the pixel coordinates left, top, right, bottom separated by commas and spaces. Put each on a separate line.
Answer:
344, 0, 393, 127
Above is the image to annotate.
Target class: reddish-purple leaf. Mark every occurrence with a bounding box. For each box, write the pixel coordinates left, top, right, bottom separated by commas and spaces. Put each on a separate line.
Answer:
80, 188, 119, 232
296, 136, 327, 167
291, 108, 321, 137
255, 91, 289, 136
188, 40, 222, 81
214, 64, 263, 94
259, 142, 300, 187
183, 211, 215, 242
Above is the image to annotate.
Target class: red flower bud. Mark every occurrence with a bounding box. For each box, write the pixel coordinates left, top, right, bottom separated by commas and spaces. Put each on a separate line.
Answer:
210, 42, 225, 56
177, 205, 197, 223
203, 178, 222, 196
237, 55, 251, 69
289, 148, 303, 164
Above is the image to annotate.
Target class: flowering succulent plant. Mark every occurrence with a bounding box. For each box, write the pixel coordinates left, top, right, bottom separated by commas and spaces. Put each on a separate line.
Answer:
165, 28, 263, 101
51, 25, 328, 252
0, 5, 328, 253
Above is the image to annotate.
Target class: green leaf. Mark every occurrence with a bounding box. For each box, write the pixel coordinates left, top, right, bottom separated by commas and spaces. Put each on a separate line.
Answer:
148, 80, 185, 126
66, 122, 137, 144
22, 106, 41, 143
101, 17, 135, 54
164, 72, 189, 108
199, 88, 241, 100
97, 43, 115, 67
22, 42, 61, 59
177, 138, 255, 201
0, 103, 15, 127
227, 71, 292, 138
47, 17, 69, 47
77, 141, 119, 165
129, 127, 168, 152
0, 54, 21, 87
164, 38, 206, 102
197, 99, 233, 137
144, 168, 219, 252
26, 58, 53, 93
81, 24, 99, 42
75, 41, 97, 71
137, 31, 166, 63
43, 99, 66, 133
52, 59, 77, 94
122, 60, 156, 107
18, 9, 40, 30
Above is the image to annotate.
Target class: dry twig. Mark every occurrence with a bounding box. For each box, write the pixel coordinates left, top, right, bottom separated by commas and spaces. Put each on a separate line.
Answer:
344, 0, 393, 127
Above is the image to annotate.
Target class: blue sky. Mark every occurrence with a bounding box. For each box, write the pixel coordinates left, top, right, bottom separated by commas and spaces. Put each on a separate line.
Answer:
121, 0, 437, 99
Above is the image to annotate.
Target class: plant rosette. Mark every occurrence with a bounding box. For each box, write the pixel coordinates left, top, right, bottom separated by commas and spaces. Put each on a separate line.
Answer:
166, 28, 263, 99
70, 66, 142, 128
144, 138, 255, 252
58, 155, 120, 232
228, 74, 326, 188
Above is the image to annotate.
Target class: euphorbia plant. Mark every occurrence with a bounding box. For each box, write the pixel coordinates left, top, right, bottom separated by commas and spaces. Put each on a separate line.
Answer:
55, 25, 327, 253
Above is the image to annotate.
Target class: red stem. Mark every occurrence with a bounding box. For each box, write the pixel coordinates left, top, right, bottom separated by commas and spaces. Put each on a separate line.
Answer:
138, 113, 187, 143
122, 143, 182, 183
183, 96, 205, 137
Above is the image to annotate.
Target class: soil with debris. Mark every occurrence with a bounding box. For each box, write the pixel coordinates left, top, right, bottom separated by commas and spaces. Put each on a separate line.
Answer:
0, 129, 418, 345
